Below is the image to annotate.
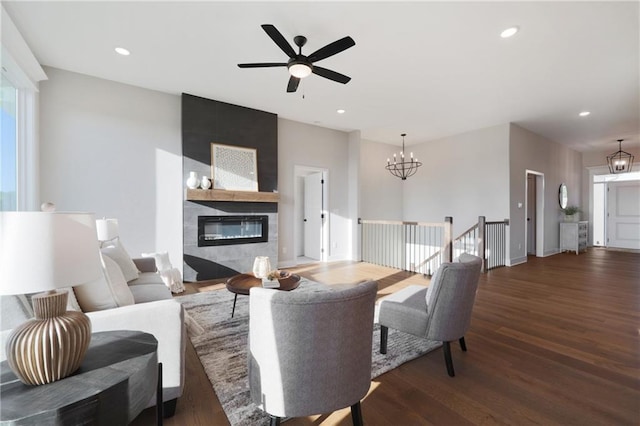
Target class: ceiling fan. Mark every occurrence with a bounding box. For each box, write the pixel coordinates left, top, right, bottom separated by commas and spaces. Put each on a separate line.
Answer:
238, 24, 355, 93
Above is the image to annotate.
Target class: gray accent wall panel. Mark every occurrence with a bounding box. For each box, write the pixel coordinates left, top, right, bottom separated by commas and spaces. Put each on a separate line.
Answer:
182, 94, 278, 281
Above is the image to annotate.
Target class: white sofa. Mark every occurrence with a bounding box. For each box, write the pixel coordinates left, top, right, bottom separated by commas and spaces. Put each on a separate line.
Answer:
0, 255, 186, 418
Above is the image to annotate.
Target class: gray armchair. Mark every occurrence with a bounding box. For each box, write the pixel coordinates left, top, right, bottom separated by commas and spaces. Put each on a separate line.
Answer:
378, 253, 482, 377
248, 280, 378, 426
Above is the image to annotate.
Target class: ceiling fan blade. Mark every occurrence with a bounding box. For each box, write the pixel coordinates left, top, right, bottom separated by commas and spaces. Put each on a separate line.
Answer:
308, 36, 355, 63
312, 66, 351, 84
287, 76, 300, 93
238, 63, 287, 68
261, 24, 297, 58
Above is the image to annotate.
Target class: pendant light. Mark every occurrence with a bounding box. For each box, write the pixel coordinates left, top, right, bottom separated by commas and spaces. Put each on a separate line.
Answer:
386, 133, 422, 180
607, 139, 634, 174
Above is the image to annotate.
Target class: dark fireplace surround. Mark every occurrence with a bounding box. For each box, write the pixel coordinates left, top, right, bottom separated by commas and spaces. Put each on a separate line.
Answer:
182, 94, 278, 281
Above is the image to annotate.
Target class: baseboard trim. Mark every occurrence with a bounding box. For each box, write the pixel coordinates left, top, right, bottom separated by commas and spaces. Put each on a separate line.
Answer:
508, 256, 527, 266
544, 249, 561, 257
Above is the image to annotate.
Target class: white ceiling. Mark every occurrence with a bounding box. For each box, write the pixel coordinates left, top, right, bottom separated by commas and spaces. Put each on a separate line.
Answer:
4, 1, 639, 152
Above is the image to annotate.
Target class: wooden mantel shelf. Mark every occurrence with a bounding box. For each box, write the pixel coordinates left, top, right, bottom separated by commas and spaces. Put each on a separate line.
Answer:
187, 188, 279, 203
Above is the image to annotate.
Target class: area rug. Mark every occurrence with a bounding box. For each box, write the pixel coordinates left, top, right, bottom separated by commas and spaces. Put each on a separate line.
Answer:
178, 279, 441, 426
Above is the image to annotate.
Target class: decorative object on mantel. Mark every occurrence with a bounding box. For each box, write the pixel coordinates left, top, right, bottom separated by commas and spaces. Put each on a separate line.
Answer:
200, 175, 212, 190
386, 133, 422, 180
211, 143, 258, 191
0, 211, 103, 385
607, 139, 634, 174
186, 171, 200, 189
562, 205, 581, 222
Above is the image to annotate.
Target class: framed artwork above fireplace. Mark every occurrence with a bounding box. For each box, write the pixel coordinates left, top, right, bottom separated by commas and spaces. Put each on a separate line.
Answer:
211, 143, 258, 191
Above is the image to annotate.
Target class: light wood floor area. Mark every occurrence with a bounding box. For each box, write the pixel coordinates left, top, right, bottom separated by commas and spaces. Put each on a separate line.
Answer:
133, 248, 640, 425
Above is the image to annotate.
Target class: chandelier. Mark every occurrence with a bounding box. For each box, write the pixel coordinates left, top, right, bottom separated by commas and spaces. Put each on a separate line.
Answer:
606, 139, 634, 174
386, 133, 422, 180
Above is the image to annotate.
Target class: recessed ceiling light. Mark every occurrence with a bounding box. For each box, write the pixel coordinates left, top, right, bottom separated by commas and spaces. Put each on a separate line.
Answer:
579, 111, 591, 117
337, 109, 346, 114
500, 27, 519, 38
114, 47, 130, 56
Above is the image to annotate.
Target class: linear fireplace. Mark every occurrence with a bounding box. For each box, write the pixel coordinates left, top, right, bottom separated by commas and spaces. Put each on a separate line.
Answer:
198, 215, 268, 247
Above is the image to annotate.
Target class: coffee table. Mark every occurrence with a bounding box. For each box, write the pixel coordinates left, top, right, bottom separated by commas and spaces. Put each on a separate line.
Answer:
226, 272, 301, 317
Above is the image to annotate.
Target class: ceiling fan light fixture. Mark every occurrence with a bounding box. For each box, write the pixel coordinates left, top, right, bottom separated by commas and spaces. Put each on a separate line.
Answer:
238, 25, 354, 93
288, 62, 312, 78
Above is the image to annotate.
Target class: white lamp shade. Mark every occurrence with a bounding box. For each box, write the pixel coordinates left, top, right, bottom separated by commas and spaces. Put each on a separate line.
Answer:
95, 218, 119, 242
0, 212, 103, 295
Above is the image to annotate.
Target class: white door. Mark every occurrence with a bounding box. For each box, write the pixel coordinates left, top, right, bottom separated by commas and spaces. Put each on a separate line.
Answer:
607, 180, 640, 249
304, 173, 323, 260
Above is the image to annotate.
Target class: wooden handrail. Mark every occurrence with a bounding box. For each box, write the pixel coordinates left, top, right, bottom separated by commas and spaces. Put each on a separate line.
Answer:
359, 219, 445, 227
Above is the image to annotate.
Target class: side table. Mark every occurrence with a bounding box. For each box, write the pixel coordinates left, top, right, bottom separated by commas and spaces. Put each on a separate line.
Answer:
226, 273, 301, 317
1, 330, 159, 425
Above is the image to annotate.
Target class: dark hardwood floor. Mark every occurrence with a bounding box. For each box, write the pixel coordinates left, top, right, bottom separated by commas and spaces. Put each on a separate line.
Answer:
133, 248, 640, 425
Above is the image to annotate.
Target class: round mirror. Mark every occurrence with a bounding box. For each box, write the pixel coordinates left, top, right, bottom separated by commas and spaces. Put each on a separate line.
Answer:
558, 183, 568, 209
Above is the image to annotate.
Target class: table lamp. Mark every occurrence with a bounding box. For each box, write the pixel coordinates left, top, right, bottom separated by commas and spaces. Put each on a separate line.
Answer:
95, 218, 119, 246
0, 212, 103, 385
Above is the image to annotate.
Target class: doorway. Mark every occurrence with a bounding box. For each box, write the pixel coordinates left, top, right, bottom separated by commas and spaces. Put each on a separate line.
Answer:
526, 174, 537, 255
294, 166, 328, 264
592, 171, 640, 249
525, 170, 544, 258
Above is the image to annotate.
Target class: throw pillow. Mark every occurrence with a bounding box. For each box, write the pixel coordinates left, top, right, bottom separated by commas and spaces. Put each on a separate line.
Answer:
60, 287, 82, 311
102, 255, 135, 307
158, 268, 186, 293
101, 241, 139, 282
74, 254, 135, 312
141, 252, 185, 293
0, 295, 34, 331
141, 251, 172, 272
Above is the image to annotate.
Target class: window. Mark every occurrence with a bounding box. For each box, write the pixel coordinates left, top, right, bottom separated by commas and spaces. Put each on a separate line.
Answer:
1, 74, 18, 211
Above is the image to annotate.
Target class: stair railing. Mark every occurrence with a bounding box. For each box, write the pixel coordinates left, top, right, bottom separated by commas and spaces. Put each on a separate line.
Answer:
361, 216, 509, 275
360, 217, 452, 275
453, 216, 509, 272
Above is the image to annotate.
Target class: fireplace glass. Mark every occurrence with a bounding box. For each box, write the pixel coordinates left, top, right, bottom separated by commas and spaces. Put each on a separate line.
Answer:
198, 215, 268, 246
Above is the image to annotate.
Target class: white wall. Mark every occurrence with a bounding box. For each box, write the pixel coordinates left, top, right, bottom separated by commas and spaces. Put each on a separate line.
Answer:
402, 124, 511, 235
359, 138, 404, 221
39, 67, 183, 266
509, 123, 583, 263
278, 118, 351, 266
